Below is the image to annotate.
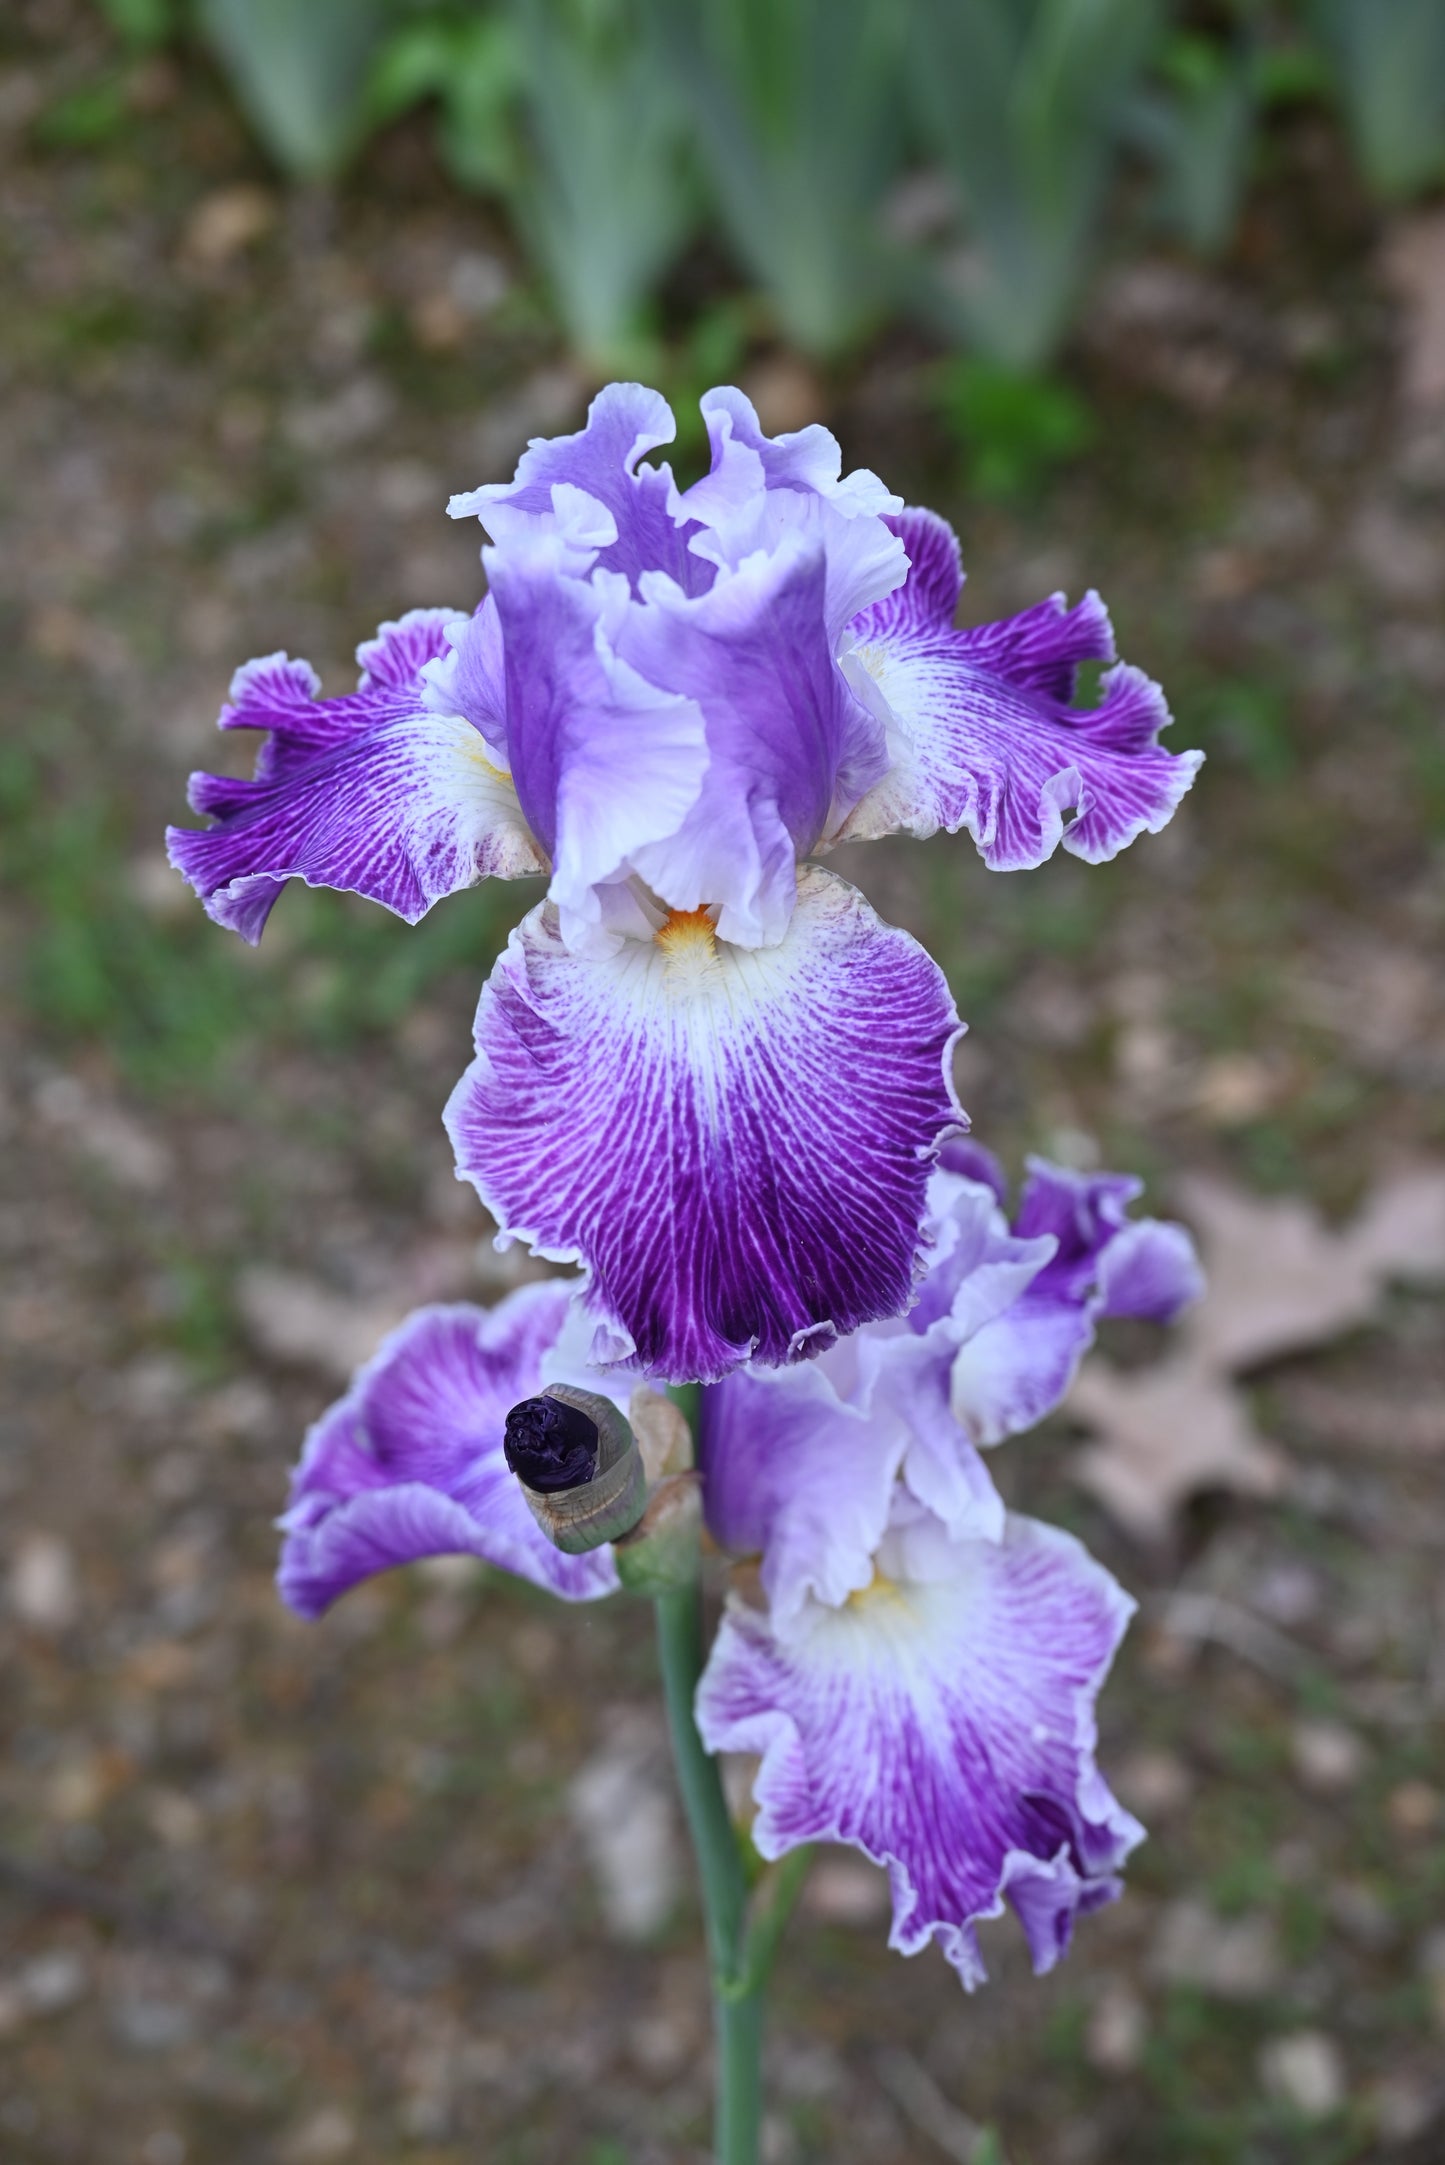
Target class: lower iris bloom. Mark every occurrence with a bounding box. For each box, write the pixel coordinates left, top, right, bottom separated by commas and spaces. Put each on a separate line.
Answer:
167, 383, 1199, 1385
277, 1155, 1198, 1987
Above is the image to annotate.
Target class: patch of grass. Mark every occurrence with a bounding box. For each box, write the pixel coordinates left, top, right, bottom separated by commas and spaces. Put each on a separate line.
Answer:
934, 358, 1096, 503
32, 74, 134, 152
1189, 675, 1297, 785
0, 741, 518, 1096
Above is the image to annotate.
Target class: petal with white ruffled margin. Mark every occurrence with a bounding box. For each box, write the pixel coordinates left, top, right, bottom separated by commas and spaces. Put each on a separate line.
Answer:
167, 608, 543, 943
838, 509, 1202, 868
446, 865, 964, 1386
277, 1289, 620, 1618
696, 1500, 1143, 1990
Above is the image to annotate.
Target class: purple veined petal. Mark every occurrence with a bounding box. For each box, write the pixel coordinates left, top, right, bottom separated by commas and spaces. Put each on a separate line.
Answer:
838, 507, 1203, 868
700, 1364, 905, 1623
446, 865, 965, 1387
682, 389, 907, 644
936, 1135, 1009, 1205
167, 608, 544, 944
1014, 1156, 1202, 1321
948, 1289, 1097, 1448
1013, 1157, 1142, 1295
621, 535, 888, 947
449, 382, 713, 597
421, 589, 509, 761
277, 1291, 621, 1618
1096, 1216, 1204, 1323
695, 1506, 1143, 1991
480, 538, 710, 956
943, 1156, 1202, 1439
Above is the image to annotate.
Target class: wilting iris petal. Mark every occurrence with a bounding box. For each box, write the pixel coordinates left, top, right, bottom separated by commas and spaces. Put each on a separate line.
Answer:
445, 866, 964, 1386
167, 608, 542, 943
696, 1494, 1143, 1990
277, 1290, 620, 1617
948, 1155, 1203, 1445
838, 508, 1202, 868
1012, 1157, 1205, 1322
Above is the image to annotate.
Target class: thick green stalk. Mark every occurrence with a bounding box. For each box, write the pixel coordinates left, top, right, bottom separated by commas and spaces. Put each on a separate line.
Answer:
655, 1584, 791, 2165
654, 1586, 747, 1975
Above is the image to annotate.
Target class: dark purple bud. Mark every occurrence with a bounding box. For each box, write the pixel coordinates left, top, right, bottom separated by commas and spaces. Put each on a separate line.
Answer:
504, 1395, 600, 1493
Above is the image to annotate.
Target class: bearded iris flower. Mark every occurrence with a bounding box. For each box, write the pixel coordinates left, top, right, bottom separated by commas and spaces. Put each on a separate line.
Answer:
168, 384, 1199, 1387
276, 1154, 1198, 1987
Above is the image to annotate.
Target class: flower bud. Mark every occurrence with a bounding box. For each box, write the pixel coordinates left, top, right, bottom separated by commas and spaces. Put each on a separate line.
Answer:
504, 1383, 646, 1554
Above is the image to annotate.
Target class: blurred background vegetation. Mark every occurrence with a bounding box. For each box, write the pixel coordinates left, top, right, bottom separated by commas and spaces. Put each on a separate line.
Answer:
62, 0, 1445, 478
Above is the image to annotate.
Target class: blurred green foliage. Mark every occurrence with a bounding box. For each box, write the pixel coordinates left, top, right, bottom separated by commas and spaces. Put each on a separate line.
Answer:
1307, 0, 1445, 199
0, 739, 516, 1096
75, 0, 1445, 414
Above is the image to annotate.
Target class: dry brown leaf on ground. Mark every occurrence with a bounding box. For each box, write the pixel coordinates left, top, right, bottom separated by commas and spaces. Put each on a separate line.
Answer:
1172, 1177, 1375, 1371
1381, 209, 1445, 411
1173, 1166, 1445, 1373
1067, 1163, 1445, 1538
1070, 1357, 1285, 1546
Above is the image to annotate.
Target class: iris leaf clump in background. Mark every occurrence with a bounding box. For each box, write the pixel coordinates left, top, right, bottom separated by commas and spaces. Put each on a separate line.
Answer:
645, 0, 906, 359
196, 0, 394, 180
502, 0, 696, 373
1129, 23, 1261, 259
909, 0, 1161, 371
75, 0, 1445, 427
1307, 0, 1445, 200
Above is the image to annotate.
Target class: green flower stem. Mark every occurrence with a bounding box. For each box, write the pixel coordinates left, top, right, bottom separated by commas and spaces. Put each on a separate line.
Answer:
654, 1584, 812, 2165
654, 1585, 747, 1976
726, 1843, 816, 2002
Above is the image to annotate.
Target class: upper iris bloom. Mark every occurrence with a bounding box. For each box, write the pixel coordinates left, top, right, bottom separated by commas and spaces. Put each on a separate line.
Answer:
168, 384, 1200, 1385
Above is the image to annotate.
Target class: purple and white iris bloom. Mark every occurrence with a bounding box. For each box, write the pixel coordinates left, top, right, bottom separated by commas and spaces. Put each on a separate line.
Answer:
276, 1154, 1198, 1989
693, 1155, 1198, 1987
169, 382, 1199, 1383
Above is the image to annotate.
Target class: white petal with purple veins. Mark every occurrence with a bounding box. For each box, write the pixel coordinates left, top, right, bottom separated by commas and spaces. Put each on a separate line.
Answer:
839, 508, 1202, 867
446, 866, 964, 1386
696, 1505, 1142, 1990
167, 608, 542, 943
